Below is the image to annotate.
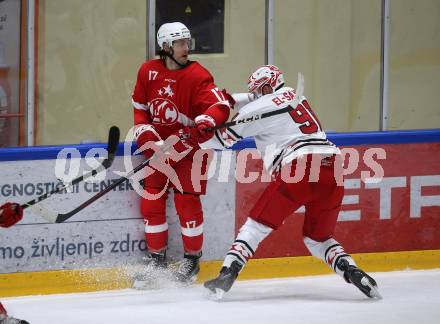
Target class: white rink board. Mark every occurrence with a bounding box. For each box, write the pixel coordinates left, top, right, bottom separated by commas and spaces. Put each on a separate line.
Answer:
0, 151, 236, 273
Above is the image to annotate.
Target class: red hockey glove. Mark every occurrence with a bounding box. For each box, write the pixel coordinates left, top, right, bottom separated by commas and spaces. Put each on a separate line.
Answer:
134, 124, 162, 159
166, 115, 216, 153
221, 89, 236, 108
0, 202, 23, 228
194, 114, 216, 143
176, 127, 199, 149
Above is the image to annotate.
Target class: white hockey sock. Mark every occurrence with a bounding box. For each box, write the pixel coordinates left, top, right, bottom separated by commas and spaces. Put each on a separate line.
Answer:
223, 218, 273, 269
303, 236, 356, 277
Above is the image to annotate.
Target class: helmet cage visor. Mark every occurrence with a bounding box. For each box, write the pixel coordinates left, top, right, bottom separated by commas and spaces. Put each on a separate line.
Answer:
171, 38, 192, 50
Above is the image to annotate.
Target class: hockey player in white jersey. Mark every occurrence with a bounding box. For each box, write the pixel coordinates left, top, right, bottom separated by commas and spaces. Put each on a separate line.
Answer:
199, 65, 381, 300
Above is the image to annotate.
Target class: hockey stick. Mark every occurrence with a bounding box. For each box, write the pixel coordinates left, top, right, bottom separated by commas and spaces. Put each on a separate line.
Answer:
53, 147, 169, 223
208, 72, 304, 131
19, 126, 120, 221
52, 156, 150, 223
46, 141, 176, 223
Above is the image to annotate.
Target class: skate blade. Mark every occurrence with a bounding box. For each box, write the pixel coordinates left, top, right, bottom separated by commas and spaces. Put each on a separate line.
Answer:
361, 277, 383, 299
368, 285, 383, 299
183, 275, 197, 286
173, 273, 197, 285
215, 288, 225, 300
206, 288, 225, 301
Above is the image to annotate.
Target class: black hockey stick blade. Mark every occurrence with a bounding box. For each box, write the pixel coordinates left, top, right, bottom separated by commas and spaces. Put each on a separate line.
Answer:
20, 126, 120, 222
102, 125, 120, 168
108, 125, 120, 155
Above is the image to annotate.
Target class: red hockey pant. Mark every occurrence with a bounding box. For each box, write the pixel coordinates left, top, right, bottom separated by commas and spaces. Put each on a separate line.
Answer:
249, 154, 344, 242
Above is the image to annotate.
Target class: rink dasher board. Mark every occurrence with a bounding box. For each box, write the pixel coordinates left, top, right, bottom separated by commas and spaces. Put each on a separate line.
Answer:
1, 130, 440, 297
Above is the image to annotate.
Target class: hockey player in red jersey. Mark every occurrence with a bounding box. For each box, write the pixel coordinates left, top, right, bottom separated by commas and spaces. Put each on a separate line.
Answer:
200, 65, 381, 299
0, 204, 30, 324
131, 22, 230, 285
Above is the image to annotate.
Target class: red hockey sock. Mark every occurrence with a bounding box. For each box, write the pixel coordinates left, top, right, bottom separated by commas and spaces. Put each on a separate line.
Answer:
174, 192, 203, 254
141, 188, 168, 252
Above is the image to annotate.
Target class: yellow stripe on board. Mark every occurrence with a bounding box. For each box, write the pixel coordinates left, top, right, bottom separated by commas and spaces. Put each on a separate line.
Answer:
1, 249, 439, 297
0, 267, 132, 297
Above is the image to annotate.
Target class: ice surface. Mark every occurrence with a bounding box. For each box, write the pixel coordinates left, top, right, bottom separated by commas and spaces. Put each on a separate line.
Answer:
2, 269, 440, 324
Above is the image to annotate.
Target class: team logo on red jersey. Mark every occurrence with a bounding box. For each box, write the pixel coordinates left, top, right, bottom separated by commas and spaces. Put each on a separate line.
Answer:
149, 98, 179, 125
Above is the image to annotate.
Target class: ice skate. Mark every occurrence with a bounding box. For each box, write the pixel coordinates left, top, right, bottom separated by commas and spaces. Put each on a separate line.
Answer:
133, 252, 169, 290
0, 317, 30, 324
337, 259, 382, 299
204, 261, 242, 300
173, 253, 201, 284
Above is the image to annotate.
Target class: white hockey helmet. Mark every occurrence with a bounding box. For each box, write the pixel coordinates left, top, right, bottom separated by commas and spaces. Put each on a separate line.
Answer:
247, 65, 285, 97
157, 22, 191, 49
